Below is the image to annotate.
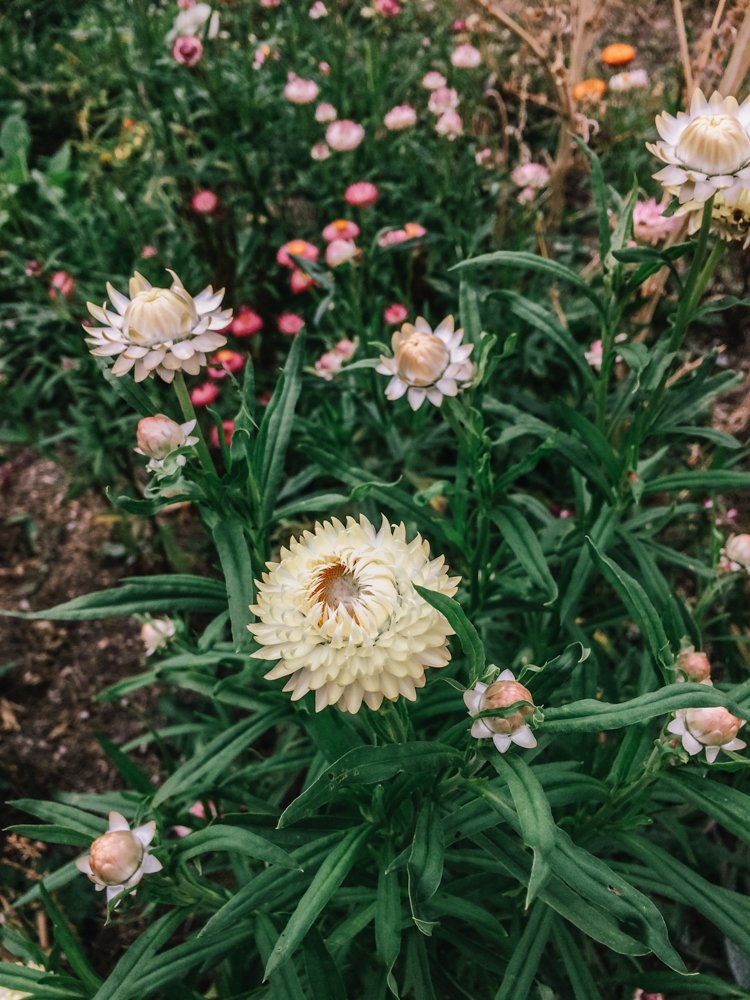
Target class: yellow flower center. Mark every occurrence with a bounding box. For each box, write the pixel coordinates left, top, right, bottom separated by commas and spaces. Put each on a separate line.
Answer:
288, 240, 308, 255
309, 561, 361, 621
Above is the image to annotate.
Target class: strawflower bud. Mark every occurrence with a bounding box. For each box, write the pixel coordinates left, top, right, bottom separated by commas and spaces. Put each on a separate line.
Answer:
136, 414, 197, 464
676, 647, 711, 683
76, 811, 162, 903
464, 669, 537, 753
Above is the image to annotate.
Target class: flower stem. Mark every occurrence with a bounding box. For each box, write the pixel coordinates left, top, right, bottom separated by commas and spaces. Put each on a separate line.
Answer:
668, 196, 718, 354
172, 370, 218, 476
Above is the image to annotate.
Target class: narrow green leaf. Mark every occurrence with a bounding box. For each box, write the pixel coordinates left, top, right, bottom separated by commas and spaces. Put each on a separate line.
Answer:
256, 912, 304, 1000
494, 902, 553, 1000
263, 825, 369, 979
658, 770, 750, 846
205, 512, 254, 650
174, 824, 299, 869
407, 801, 444, 922
376, 865, 402, 989
493, 507, 558, 605
551, 917, 603, 1000
643, 469, 750, 494
92, 911, 184, 1000
9, 800, 104, 838
495, 291, 591, 377
414, 586, 484, 678
302, 928, 347, 1000
459, 277, 482, 345
40, 886, 102, 994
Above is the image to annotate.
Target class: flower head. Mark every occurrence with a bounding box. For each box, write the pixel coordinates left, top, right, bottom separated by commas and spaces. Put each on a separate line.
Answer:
250, 516, 459, 712
315, 338, 357, 379
323, 218, 360, 242
207, 348, 245, 378
451, 43, 481, 69
309, 1, 327, 17
511, 162, 550, 189
676, 647, 712, 683
85, 270, 231, 383
384, 104, 417, 130
326, 119, 365, 151
572, 78, 607, 103
141, 617, 176, 655
311, 142, 331, 161
325, 238, 358, 267
428, 87, 459, 115
601, 42, 636, 67
76, 811, 162, 902
724, 533, 750, 570
632, 197, 681, 244
609, 69, 649, 92
290, 268, 315, 293
315, 102, 337, 123
284, 73, 320, 104
172, 35, 203, 66
49, 270, 76, 302
377, 315, 474, 410
172, 2, 218, 38
374, 0, 401, 14
276, 239, 319, 268
135, 414, 198, 469
190, 381, 220, 406
667, 707, 746, 763
435, 110, 463, 139
687, 187, 750, 246
345, 181, 378, 206
278, 313, 305, 335
648, 89, 750, 205
191, 189, 218, 214
422, 71, 447, 90
384, 303, 408, 325
232, 306, 263, 337
464, 670, 537, 753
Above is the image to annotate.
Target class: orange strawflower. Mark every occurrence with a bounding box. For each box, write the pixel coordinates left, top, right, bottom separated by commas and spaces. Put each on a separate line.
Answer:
601, 43, 636, 67
572, 78, 607, 103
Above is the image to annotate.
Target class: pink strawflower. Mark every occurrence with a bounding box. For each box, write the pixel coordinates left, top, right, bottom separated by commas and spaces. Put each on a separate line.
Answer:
290, 268, 315, 293
345, 181, 378, 207
141, 245, 158, 259
49, 270, 76, 301
25, 259, 42, 277
315, 102, 337, 123
178, 0, 196, 8
278, 313, 305, 335
210, 420, 235, 449
315, 338, 357, 379
428, 87, 459, 115
378, 229, 408, 248
632, 198, 681, 245
326, 119, 365, 152
325, 238, 358, 267
435, 110, 463, 139
319, 60, 331, 75
284, 73, 320, 105
191, 189, 219, 214
374, 0, 401, 13
190, 382, 220, 406
422, 71, 447, 90
276, 239, 319, 268
207, 349, 245, 379
311, 142, 331, 161
261, 0, 280, 7
511, 162, 550, 189
384, 303, 408, 325
384, 104, 417, 131
172, 35, 203, 67
404, 222, 427, 238
323, 219, 360, 241
451, 19, 467, 31
309, 0, 327, 17
451, 43, 482, 68
517, 187, 536, 205
232, 307, 263, 337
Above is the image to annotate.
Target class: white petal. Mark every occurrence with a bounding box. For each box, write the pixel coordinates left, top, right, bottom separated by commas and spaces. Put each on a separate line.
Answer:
512, 725, 537, 749
106, 282, 130, 316
407, 387, 426, 410
108, 811, 130, 832
471, 718, 493, 739
75, 855, 93, 875
141, 853, 163, 874
134, 821, 156, 847
682, 732, 703, 756
385, 376, 409, 400
492, 734, 512, 753
704, 745, 720, 764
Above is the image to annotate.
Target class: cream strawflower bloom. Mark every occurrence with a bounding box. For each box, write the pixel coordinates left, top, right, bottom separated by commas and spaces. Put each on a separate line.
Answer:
724, 532, 750, 570
667, 707, 746, 763
685, 187, 750, 246
249, 515, 459, 713
376, 315, 474, 411
647, 89, 750, 205
75, 811, 162, 903
85, 270, 232, 383
464, 670, 537, 753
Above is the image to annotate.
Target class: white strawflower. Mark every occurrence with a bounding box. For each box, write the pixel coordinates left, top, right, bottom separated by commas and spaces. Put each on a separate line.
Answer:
75, 811, 162, 903
249, 515, 459, 713
376, 315, 475, 410
135, 414, 198, 470
141, 618, 177, 656
667, 707, 746, 763
170, 3, 219, 40
609, 69, 649, 92
647, 89, 750, 205
464, 670, 537, 753
724, 532, 750, 570
85, 270, 231, 383
686, 188, 750, 246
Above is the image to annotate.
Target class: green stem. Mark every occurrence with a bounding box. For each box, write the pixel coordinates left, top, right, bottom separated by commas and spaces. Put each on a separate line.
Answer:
668, 197, 716, 353
173, 370, 218, 476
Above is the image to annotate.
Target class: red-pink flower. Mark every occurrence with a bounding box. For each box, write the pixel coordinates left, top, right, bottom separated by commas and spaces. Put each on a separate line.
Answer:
49, 270, 75, 301
172, 35, 203, 67
404, 222, 427, 238
374, 0, 401, 14
278, 313, 305, 336
384, 303, 408, 325
319, 60, 331, 75
315, 338, 357, 379
290, 268, 315, 293
232, 307, 263, 337
633, 198, 681, 245
190, 382, 220, 406
276, 239, 319, 268
326, 120, 365, 152
384, 104, 417, 131
284, 73, 319, 105
191, 189, 219, 214
311, 143, 331, 161
378, 229, 409, 248
323, 218, 360, 242
141, 245, 158, 259
345, 181, 378, 207
210, 420, 235, 448
207, 349, 245, 379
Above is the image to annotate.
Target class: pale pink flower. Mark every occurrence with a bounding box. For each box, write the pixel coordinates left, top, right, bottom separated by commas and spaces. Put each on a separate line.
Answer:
404, 222, 427, 238
276, 239, 319, 268
315, 102, 337, 123
135, 415, 197, 470
278, 313, 305, 335
49, 270, 76, 301
325, 238, 358, 267
724, 533, 750, 570
384, 303, 408, 325
191, 189, 219, 214
435, 110, 463, 139
451, 19, 467, 31
511, 162, 550, 189
76, 812, 162, 903
384, 104, 417, 130
585, 334, 626, 370
319, 60, 331, 75
374, 0, 401, 13
311, 142, 331, 161
309, 0, 327, 17
172, 35, 203, 67
284, 73, 319, 105
378, 229, 409, 248
260, 0, 280, 7
668, 707, 746, 763
326, 119, 365, 151
632, 197, 681, 245
178, 0, 196, 9
190, 381, 220, 406
428, 87, 459, 115
676, 648, 712, 683
25, 259, 42, 277
517, 187, 536, 205
422, 71, 447, 90
451, 43, 482, 69
290, 268, 315, 293
315, 338, 357, 379
232, 307, 263, 337
141, 245, 158, 259
345, 181, 378, 206
323, 218, 360, 241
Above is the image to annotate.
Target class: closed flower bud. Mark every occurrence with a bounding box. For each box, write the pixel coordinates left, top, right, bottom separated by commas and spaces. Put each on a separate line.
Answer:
479, 679, 534, 734
668, 706, 746, 763
725, 533, 750, 568
136, 414, 193, 461
89, 830, 144, 885
676, 648, 711, 683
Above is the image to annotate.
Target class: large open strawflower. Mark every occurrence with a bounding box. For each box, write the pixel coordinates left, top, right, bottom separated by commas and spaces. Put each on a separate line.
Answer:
647, 89, 750, 205
85, 269, 232, 382
249, 515, 459, 712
